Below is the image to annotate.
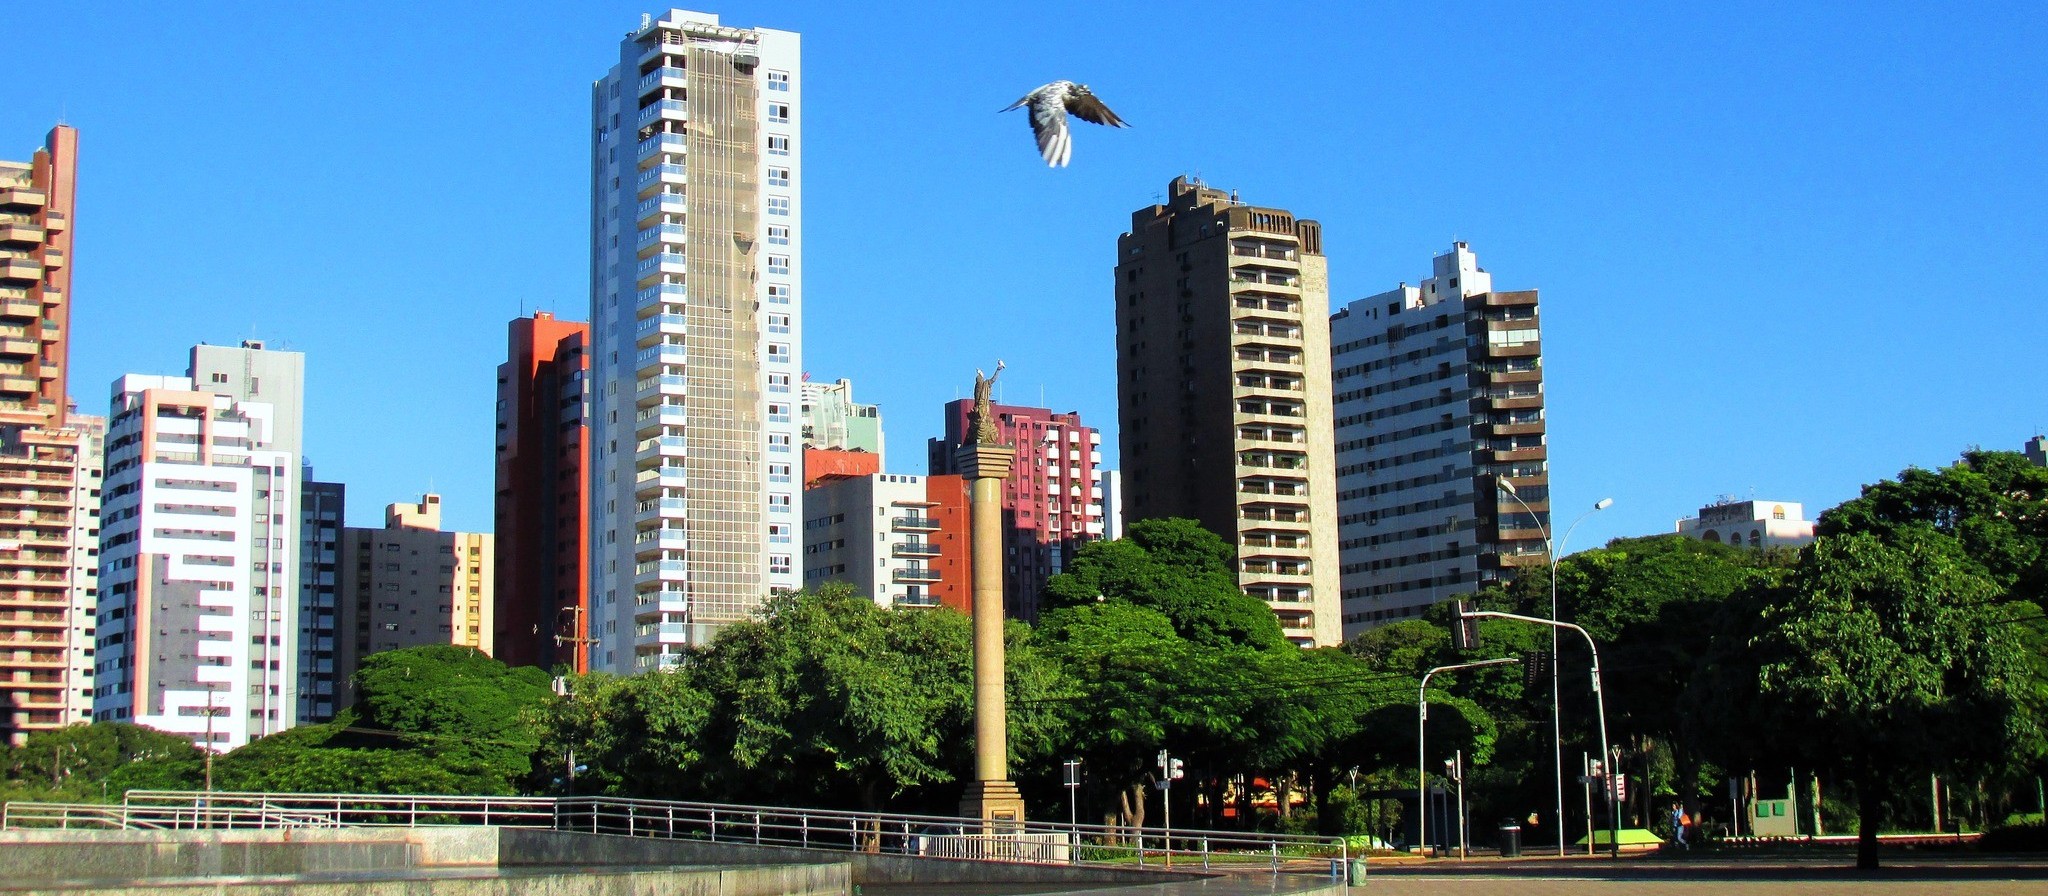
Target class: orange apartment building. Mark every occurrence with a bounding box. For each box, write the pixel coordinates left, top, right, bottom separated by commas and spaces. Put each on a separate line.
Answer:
0, 125, 100, 744
493, 313, 590, 671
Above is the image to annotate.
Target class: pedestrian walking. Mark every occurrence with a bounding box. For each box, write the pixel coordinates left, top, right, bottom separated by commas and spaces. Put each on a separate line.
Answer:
1670, 802, 1690, 849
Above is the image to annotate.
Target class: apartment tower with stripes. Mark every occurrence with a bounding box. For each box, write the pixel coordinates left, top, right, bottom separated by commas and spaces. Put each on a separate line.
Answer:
587, 9, 802, 671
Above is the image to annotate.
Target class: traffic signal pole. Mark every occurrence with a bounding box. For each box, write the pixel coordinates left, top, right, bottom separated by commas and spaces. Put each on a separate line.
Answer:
1455, 603, 1620, 858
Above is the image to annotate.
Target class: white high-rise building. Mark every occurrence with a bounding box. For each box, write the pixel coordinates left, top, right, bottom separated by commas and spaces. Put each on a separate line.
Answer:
589, 10, 802, 671
93, 363, 301, 751
1330, 243, 1550, 634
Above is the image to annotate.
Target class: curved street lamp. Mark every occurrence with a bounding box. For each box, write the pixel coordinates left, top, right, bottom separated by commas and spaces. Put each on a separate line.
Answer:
1497, 479, 1611, 856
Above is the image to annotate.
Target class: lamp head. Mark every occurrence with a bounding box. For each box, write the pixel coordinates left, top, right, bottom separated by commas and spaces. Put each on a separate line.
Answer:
1594, 498, 1614, 511
1496, 478, 1518, 496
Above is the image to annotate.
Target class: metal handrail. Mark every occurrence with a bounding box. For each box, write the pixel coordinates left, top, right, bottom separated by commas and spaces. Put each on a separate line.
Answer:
4, 790, 1351, 874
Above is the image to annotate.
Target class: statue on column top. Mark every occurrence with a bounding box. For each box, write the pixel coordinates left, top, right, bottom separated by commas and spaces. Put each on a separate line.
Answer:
971, 361, 1005, 445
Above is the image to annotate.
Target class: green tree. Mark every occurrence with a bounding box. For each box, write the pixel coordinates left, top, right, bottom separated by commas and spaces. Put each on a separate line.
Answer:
1044, 519, 1286, 651
1752, 531, 2044, 869
531, 669, 713, 797
691, 583, 974, 812
349, 644, 555, 793
3, 722, 202, 802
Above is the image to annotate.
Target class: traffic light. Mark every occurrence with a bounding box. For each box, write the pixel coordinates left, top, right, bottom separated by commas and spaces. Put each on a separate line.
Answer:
1451, 600, 1479, 649
1168, 758, 1185, 781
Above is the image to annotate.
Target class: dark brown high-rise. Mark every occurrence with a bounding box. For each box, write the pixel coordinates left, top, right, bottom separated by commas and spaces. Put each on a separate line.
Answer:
1113, 177, 1342, 646
494, 313, 590, 671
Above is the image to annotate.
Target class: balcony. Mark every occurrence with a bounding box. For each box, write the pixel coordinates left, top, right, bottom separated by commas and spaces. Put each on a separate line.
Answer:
0, 222, 42, 245
633, 558, 689, 586
634, 344, 688, 367
637, 163, 688, 192
634, 590, 690, 617
891, 515, 940, 532
636, 192, 689, 224
634, 529, 689, 552
634, 494, 687, 522
636, 99, 688, 127
0, 257, 42, 281
637, 66, 688, 96
892, 543, 942, 558
635, 622, 691, 648
0, 188, 46, 209
634, 314, 689, 346
636, 283, 687, 308
41, 250, 63, 269
636, 222, 688, 250
634, 371, 688, 401
637, 133, 688, 163
892, 567, 942, 584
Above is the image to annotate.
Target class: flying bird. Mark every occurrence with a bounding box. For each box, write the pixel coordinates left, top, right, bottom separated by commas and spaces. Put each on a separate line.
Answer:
1000, 81, 1127, 168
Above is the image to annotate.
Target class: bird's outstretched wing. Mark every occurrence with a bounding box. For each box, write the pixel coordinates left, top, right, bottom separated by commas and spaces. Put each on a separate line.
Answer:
1029, 101, 1073, 167
1066, 87, 1127, 129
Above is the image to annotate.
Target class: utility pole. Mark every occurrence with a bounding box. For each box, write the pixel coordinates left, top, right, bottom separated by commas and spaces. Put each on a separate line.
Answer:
553, 606, 599, 674
1064, 759, 1082, 833
1449, 750, 1467, 859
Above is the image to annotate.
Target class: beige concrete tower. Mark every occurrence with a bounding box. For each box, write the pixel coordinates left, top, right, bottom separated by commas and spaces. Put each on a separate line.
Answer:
957, 365, 1025, 826
1114, 177, 1341, 646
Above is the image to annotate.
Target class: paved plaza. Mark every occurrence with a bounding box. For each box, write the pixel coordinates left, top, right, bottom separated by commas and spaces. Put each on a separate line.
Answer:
1350, 854, 2048, 895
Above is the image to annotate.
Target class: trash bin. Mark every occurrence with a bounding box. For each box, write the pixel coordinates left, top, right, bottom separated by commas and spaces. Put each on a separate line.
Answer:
1347, 858, 1367, 885
1498, 820, 1522, 858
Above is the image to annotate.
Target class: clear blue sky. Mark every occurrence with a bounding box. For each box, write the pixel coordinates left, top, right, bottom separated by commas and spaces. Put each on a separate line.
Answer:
8, 1, 2044, 548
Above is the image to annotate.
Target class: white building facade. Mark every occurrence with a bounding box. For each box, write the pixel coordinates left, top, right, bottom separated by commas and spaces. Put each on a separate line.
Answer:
801, 473, 950, 610
1331, 243, 1551, 633
93, 375, 298, 751
588, 10, 803, 671
1675, 499, 1815, 550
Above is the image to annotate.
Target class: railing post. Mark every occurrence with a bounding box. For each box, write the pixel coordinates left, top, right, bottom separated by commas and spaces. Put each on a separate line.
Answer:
710, 808, 718, 842
667, 807, 674, 839
754, 812, 761, 844
802, 815, 809, 849
1270, 840, 1279, 873
1202, 836, 1210, 869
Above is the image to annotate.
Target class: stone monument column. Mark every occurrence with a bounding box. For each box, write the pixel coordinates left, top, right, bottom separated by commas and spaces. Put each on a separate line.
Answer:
958, 363, 1026, 827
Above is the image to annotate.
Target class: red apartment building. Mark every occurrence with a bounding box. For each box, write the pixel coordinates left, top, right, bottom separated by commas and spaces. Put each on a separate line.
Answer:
494, 313, 590, 671
928, 401, 1104, 620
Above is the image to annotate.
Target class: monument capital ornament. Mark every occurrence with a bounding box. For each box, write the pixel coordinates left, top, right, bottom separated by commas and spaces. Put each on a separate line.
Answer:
971, 360, 1006, 445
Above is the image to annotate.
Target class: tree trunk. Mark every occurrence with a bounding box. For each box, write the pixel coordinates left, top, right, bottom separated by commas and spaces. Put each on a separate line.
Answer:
1857, 778, 1881, 870
1276, 773, 1294, 821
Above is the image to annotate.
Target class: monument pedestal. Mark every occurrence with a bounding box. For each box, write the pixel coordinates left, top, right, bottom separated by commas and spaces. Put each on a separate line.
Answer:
959, 780, 1028, 830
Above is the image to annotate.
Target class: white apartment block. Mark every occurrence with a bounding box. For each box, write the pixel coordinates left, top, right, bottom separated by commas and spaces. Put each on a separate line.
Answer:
93, 374, 298, 751
801, 473, 951, 610
589, 10, 802, 671
1331, 243, 1550, 634
1675, 499, 1815, 550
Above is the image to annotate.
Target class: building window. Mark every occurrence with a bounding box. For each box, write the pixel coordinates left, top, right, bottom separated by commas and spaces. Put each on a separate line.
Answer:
769, 493, 792, 512
767, 167, 790, 187
769, 554, 792, 574
767, 224, 790, 245
766, 255, 790, 274
768, 403, 791, 423
767, 196, 790, 216
769, 433, 792, 453
768, 372, 792, 393
766, 71, 790, 91
768, 464, 792, 485
767, 103, 790, 123
767, 313, 791, 334
767, 136, 790, 155
767, 285, 791, 304
768, 343, 790, 361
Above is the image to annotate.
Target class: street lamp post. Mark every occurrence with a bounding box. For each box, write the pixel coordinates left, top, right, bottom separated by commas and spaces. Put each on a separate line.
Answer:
1419, 657, 1520, 858
1496, 479, 1610, 856
1456, 605, 1622, 858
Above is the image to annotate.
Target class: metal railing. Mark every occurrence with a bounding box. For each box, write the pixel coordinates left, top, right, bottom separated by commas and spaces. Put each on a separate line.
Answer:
2, 790, 1347, 874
